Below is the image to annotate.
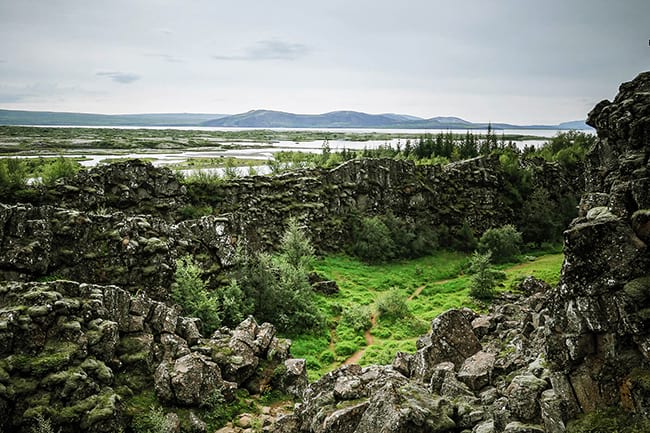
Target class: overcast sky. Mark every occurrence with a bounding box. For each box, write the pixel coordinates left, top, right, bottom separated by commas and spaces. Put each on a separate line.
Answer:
0, 0, 648, 124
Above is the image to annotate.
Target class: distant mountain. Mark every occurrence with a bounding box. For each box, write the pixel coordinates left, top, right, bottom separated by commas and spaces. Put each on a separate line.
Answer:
202, 110, 591, 130
558, 120, 593, 130
0, 109, 228, 126
0, 108, 593, 130
201, 110, 405, 128
380, 113, 425, 122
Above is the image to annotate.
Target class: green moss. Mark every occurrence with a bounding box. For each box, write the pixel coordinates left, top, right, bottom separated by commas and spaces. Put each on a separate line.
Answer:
57, 394, 98, 423
8, 376, 38, 396
629, 368, 650, 392
82, 390, 120, 429
623, 277, 650, 303
115, 371, 151, 394
0, 365, 9, 382
566, 407, 650, 433
81, 357, 114, 383
30, 341, 79, 376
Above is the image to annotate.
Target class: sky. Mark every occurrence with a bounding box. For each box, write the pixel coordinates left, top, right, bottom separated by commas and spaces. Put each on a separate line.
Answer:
0, 0, 649, 124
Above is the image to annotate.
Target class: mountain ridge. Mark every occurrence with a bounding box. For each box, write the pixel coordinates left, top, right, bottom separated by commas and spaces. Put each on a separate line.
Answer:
0, 108, 591, 130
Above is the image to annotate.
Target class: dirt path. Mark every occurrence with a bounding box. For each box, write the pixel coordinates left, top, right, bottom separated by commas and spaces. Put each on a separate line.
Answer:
407, 284, 426, 301
342, 315, 376, 366
339, 275, 463, 365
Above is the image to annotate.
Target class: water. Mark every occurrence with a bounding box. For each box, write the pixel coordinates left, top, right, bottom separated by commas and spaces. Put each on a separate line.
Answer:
8, 126, 592, 170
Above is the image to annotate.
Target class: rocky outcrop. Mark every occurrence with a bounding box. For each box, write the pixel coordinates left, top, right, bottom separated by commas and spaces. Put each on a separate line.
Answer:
53, 159, 187, 217
0, 280, 303, 433
0, 204, 238, 293
544, 71, 650, 415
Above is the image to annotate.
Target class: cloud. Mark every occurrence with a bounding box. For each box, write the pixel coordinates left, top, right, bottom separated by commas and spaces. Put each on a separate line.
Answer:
145, 53, 183, 63
96, 71, 141, 84
213, 40, 310, 61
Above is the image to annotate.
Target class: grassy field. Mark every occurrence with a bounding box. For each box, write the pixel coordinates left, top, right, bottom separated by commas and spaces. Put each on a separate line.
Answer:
290, 251, 564, 380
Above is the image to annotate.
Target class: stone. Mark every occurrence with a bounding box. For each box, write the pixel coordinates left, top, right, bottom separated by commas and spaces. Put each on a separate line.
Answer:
506, 374, 549, 420
410, 309, 482, 382
155, 353, 223, 406
188, 411, 207, 433
458, 351, 495, 391
280, 358, 308, 399
503, 421, 545, 433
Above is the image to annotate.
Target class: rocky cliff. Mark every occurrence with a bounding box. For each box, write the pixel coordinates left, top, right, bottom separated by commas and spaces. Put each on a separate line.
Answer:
545, 71, 650, 414
0, 72, 644, 432
0, 154, 577, 292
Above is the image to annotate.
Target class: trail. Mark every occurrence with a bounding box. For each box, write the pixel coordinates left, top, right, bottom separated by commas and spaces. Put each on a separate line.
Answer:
342, 314, 376, 366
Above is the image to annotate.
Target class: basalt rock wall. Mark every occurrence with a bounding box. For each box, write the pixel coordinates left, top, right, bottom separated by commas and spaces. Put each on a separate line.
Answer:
545, 71, 650, 415
0, 155, 577, 291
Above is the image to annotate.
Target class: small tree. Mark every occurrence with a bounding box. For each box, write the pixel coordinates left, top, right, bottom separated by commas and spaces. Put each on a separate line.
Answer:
279, 217, 315, 271
172, 256, 221, 334
478, 225, 523, 263
216, 279, 250, 327
468, 251, 505, 300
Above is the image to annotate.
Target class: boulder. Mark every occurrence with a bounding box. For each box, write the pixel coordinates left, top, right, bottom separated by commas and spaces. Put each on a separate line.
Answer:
505, 374, 549, 420
458, 351, 496, 391
155, 352, 224, 406
410, 309, 482, 382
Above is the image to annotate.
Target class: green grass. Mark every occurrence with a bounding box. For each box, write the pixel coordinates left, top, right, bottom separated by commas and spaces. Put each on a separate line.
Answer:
289, 250, 564, 380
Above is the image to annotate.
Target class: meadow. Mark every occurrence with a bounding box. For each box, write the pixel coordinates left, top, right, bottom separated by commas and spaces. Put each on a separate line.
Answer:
291, 251, 564, 380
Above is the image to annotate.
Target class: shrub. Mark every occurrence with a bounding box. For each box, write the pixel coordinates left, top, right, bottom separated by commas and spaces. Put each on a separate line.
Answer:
334, 340, 359, 357
319, 350, 335, 364
31, 414, 57, 433
478, 225, 522, 263
376, 291, 410, 321
350, 216, 395, 262
0, 158, 29, 192
232, 221, 323, 334
40, 156, 79, 186
341, 305, 372, 332
131, 405, 171, 433
216, 279, 250, 327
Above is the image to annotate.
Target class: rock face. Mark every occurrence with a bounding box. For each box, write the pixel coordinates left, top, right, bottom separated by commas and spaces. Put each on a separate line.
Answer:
0, 204, 238, 293
0, 280, 303, 433
0, 152, 579, 294
545, 71, 650, 415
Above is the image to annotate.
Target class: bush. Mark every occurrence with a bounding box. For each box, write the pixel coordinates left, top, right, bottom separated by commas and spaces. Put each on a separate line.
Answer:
350, 216, 395, 262
319, 350, 335, 364
0, 158, 29, 192
40, 156, 79, 186
172, 256, 221, 334
131, 405, 171, 433
350, 212, 438, 262
216, 279, 250, 327
341, 305, 372, 332
376, 291, 410, 321
334, 340, 359, 357
478, 225, 523, 263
